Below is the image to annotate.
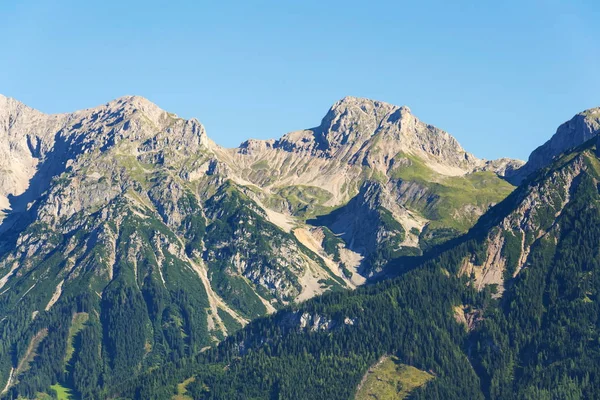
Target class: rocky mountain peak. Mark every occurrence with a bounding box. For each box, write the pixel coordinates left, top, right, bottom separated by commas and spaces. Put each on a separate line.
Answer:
226, 97, 522, 203
507, 106, 600, 184
273, 96, 470, 168
308, 96, 497, 175
327, 96, 411, 117
0, 94, 38, 116
0, 95, 210, 223
316, 96, 411, 150
97, 95, 177, 129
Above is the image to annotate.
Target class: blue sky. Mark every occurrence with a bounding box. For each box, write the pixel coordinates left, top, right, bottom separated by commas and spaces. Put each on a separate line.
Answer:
1, 0, 599, 160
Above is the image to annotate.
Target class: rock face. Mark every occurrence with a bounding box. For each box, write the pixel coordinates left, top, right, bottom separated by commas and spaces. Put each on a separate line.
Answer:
0, 94, 66, 214
0, 94, 523, 397
309, 180, 415, 277
0, 95, 348, 397
228, 96, 520, 182
459, 142, 595, 295
506, 107, 600, 184
274, 97, 478, 169
213, 96, 520, 270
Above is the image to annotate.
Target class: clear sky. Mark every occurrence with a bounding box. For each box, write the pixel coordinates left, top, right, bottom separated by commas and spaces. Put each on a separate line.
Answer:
1, 0, 599, 161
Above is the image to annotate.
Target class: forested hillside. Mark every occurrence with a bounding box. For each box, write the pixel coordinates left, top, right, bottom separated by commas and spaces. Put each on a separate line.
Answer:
115, 139, 600, 400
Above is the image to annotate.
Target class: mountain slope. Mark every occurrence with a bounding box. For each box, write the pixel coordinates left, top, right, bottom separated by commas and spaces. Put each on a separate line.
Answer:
217, 96, 521, 273
0, 96, 346, 398
0, 94, 521, 398
121, 136, 600, 400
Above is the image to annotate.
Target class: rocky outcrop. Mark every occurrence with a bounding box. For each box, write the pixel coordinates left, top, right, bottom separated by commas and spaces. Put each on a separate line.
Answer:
232, 96, 521, 178
463, 149, 591, 292
277, 97, 474, 169
279, 310, 357, 332
507, 107, 600, 184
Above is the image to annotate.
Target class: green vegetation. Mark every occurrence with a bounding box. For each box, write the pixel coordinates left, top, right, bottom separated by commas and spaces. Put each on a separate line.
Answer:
33, 392, 54, 400
0, 196, 215, 399
364, 207, 408, 274
4, 127, 600, 400
391, 152, 515, 231
390, 152, 437, 182
50, 383, 74, 400
114, 152, 155, 187
320, 226, 345, 262
173, 377, 195, 400
116, 246, 484, 400
216, 309, 242, 335
501, 231, 522, 279
202, 182, 342, 316
250, 160, 270, 170
64, 313, 89, 370
309, 192, 409, 276
355, 356, 434, 400
267, 185, 334, 218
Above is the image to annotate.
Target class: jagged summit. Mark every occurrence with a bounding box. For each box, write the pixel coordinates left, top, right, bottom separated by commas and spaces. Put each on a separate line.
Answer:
95, 95, 176, 123
0, 93, 208, 146
0, 93, 164, 115
236, 96, 413, 152
0, 93, 187, 134
262, 95, 520, 178
0, 93, 37, 112
0, 95, 209, 220
328, 95, 412, 115
507, 106, 600, 184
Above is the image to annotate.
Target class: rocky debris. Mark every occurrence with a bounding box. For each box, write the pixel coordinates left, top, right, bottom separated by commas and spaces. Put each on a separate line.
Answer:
476, 158, 525, 176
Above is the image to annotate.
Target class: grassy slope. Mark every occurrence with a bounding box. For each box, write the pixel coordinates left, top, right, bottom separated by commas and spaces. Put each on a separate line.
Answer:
50, 383, 74, 400
64, 312, 89, 370
355, 356, 434, 400
172, 377, 195, 400
391, 152, 514, 231
266, 185, 335, 219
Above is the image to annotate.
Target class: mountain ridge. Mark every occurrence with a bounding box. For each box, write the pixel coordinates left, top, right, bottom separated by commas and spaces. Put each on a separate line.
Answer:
2, 93, 599, 398
120, 127, 600, 400
232, 95, 523, 176
507, 106, 600, 184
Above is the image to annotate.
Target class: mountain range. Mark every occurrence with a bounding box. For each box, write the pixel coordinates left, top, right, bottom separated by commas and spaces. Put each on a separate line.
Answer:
0, 94, 599, 399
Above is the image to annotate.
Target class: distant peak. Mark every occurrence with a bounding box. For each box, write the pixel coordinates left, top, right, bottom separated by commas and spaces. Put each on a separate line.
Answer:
332, 96, 411, 114
506, 105, 600, 184
0, 93, 46, 117
0, 93, 26, 106
321, 97, 413, 132
109, 94, 155, 107
103, 95, 172, 116
580, 107, 600, 119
